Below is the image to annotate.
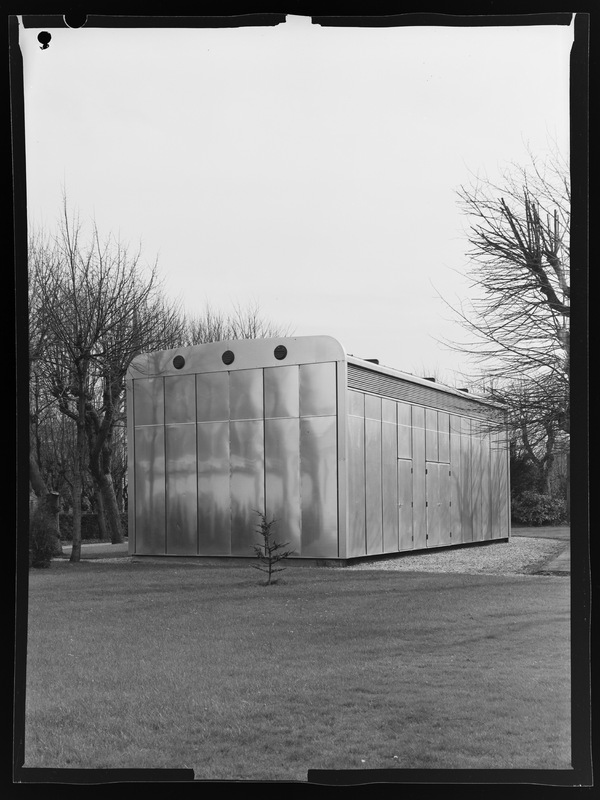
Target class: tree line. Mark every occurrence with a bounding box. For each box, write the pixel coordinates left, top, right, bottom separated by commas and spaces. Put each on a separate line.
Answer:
28, 201, 289, 563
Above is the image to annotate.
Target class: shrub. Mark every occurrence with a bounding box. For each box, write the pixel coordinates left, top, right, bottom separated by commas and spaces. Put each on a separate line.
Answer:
29, 506, 58, 568
511, 491, 567, 526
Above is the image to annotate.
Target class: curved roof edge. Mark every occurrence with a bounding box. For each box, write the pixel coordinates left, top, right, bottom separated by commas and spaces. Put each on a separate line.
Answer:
127, 335, 347, 379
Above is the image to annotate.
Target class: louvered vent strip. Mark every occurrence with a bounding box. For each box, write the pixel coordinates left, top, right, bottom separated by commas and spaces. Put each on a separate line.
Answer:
347, 364, 493, 418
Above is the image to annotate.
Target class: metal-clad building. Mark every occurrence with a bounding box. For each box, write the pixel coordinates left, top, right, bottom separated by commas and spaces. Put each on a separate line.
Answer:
126, 335, 510, 560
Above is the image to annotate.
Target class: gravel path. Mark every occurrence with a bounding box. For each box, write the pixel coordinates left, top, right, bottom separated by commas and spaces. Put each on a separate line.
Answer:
343, 536, 568, 576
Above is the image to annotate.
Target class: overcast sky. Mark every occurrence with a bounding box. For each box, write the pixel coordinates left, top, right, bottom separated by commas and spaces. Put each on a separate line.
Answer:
20, 15, 573, 384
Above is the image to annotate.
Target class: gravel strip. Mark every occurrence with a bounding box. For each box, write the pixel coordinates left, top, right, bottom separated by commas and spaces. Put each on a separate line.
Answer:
342, 537, 568, 576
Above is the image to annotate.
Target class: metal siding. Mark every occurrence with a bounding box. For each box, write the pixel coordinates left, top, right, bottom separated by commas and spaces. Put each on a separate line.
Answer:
481, 431, 491, 540
197, 421, 231, 555
229, 369, 264, 421
265, 417, 302, 555
397, 401, 412, 459
365, 414, 383, 555
196, 371, 229, 422
382, 409, 399, 553
500, 429, 510, 538
347, 411, 366, 557
411, 405, 427, 549
300, 416, 338, 557
230, 420, 265, 555
382, 397, 396, 424
299, 362, 337, 417
490, 429, 509, 539
397, 459, 414, 551
426, 462, 441, 547
134, 426, 166, 554
449, 415, 462, 543
471, 427, 483, 541
490, 430, 501, 539
440, 465, 452, 545
264, 365, 300, 419
134, 377, 164, 426
438, 411, 450, 463
165, 424, 198, 554
164, 374, 196, 424
425, 409, 439, 461
460, 418, 473, 542
365, 393, 381, 421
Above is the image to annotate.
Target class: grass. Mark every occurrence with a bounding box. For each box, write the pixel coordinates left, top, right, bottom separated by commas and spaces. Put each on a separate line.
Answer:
23, 560, 571, 780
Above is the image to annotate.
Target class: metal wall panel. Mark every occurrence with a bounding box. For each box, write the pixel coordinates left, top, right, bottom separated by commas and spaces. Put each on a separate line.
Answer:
164, 374, 196, 424
425, 409, 439, 461
347, 412, 366, 557
264, 365, 300, 419
230, 369, 264, 421
365, 415, 383, 555
197, 421, 231, 554
382, 397, 396, 425
165, 424, 198, 554
438, 411, 450, 463
348, 390, 365, 418
471, 428, 483, 541
134, 378, 164, 426
382, 413, 399, 553
426, 462, 442, 547
397, 402, 412, 459
449, 415, 462, 542
490, 430, 502, 539
440, 465, 452, 546
265, 417, 301, 554
495, 430, 509, 538
411, 405, 427, 549
460, 418, 473, 542
299, 362, 337, 417
481, 432, 491, 540
230, 420, 265, 555
397, 459, 413, 551
196, 371, 229, 422
134, 426, 166, 554
365, 394, 381, 421
300, 415, 338, 557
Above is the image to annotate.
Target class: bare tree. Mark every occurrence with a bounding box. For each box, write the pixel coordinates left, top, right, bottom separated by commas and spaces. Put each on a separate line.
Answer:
184, 300, 293, 345
445, 149, 570, 496
30, 202, 186, 560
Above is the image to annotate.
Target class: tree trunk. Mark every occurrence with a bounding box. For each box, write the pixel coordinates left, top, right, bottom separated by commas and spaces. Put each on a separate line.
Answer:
41, 491, 63, 556
98, 472, 124, 543
94, 488, 108, 540
29, 453, 48, 498
70, 394, 86, 563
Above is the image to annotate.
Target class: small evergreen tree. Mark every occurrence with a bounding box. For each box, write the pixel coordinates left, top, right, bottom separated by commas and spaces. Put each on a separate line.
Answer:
251, 511, 295, 585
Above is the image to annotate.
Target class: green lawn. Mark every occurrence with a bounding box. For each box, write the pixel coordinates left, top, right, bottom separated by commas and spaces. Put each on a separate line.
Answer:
23, 560, 571, 780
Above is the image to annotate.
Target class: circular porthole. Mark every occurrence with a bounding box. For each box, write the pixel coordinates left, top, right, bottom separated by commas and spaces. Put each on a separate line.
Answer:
222, 350, 235, 365
173, 355, 185, 369
274, 345, 288, 360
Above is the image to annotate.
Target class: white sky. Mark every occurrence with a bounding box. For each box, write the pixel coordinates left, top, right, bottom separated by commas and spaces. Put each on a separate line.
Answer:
19, 15, 573, 384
